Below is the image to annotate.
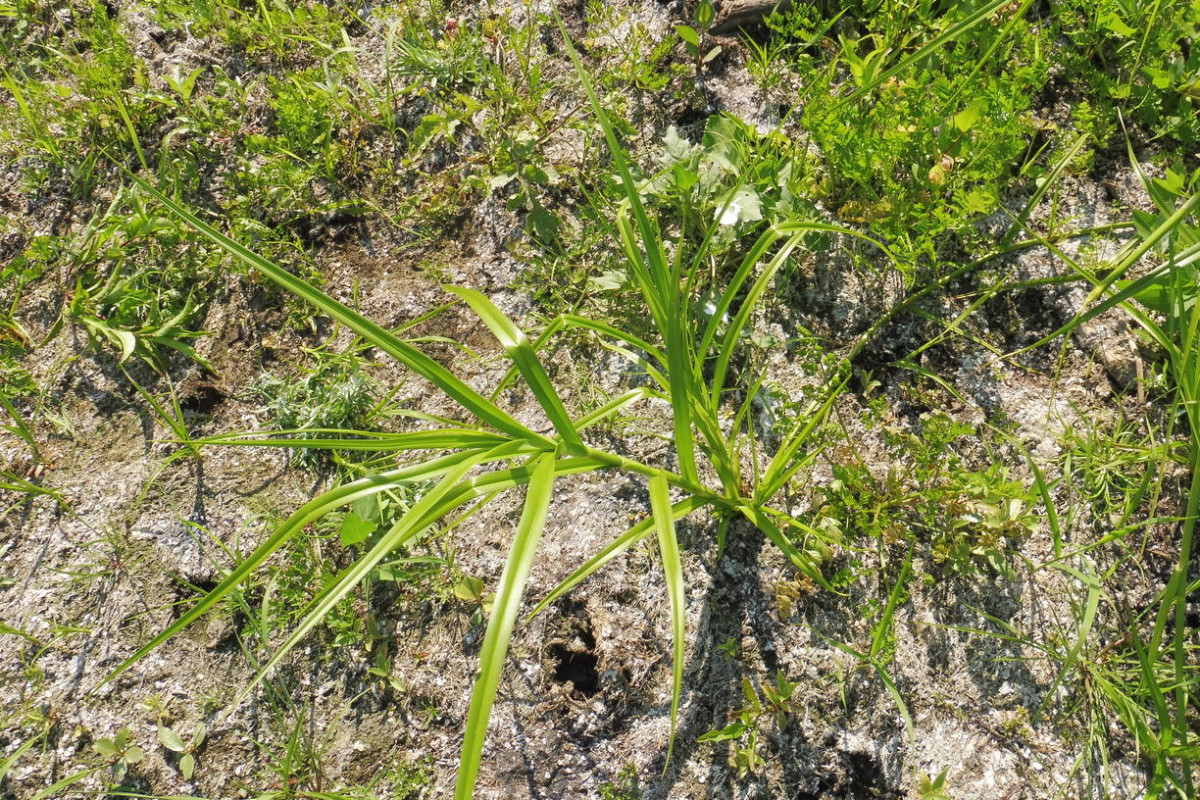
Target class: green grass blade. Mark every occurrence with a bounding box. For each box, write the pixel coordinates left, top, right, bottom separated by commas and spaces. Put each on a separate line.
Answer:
999, 132, 1090, 249
129, 176, 547, 446
1035, 562, 1100, 720
0, 731, 39, 782
649, 474, 685, 768
95, 450, 482, 690
738, 503, 832, 591
241, 455, 484, 701
560, 314, 667, 370
695, 226, 781, 358
28, 767, 99, 800
1008, 226, 1200, 363
573, 388, 650, 431
758, 376, 846, 501
555, 15, 698, 485
709, 231, 805, 402
528, 495, 711, 620
190, 428, 517, 452
448, 286, 585, 453
455, 453, 557, 799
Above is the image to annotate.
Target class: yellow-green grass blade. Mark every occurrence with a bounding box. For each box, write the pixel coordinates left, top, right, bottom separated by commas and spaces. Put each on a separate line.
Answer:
529, 495, 711, 620
27, 767, 100, 800
573, 388, 650, 432
999, 131, 1090, 249
588, 340, 670, 394
556, 17, 699, 482
704, 222, 891, 399
1012, 237, 1200, 361
188, 428, 520, 452
616, 211, 670, 328
649, 474, 685, 767
130, 176, 547, 447
758, 376, 846, 501
1035, 562, 1100, 720
662, 324, 701, 486
560, 314, 667, 371
448, 286, 585, 454
738, 503, 832, 591
689, 402, 739, 496
695, 225, 783, 357
557, 17, 671, 306
0, 731, 39, 782
709, 233, 805, 404
1082, 193, 1200, 308
96, 449, 482, 689
455, 453, 557, 799
240, 455, 485, 703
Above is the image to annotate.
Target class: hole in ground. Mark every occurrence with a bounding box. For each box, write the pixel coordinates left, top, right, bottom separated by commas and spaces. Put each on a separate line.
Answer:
548, 600, 600, 697
549, 642, 599, 697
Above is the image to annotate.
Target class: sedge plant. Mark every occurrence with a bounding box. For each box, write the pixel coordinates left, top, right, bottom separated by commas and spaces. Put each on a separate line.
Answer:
98, 25, 896, 800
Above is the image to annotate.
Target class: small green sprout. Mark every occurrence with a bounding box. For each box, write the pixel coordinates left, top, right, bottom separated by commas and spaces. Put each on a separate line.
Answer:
93, 727, 144, 784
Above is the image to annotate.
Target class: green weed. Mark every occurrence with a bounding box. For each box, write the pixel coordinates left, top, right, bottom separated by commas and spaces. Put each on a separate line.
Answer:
100, 20, 899, 797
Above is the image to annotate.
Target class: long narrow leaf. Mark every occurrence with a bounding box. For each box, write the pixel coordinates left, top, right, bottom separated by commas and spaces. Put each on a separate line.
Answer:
187, 428, 517, 452
555, 17, 698, 485
240, 454, 486, 703
96, 449, 483, 689
1035, 562, 1100, 720
649, 474, 685, 767
455, 453, 557, 799
738, 503, 832, 591
130, 177, 548, 446
448, 286, 585, 453
528, 495, 711, 619
560, 314, 667, 370
841, 0, 1017, 104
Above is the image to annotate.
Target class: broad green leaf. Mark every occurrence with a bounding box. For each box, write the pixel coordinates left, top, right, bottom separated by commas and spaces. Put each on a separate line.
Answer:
1099, 9, 1136, 37
113, 329, 138, 363
454, 574, 486, 602
456, 453, 557, 799
715, 189, 762, 226
339, 511, 377, 546
660, 126, 697, 164
649, 474, 685, 766
953, 97, 987, 132
157, 724, 186, 753
93, 739, 119, 758
697, 721, 748, 742
589, 269, 628, 291
180, 753, 195, 780
676, 24, 699, 48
